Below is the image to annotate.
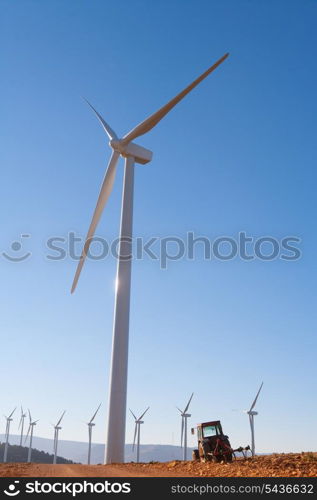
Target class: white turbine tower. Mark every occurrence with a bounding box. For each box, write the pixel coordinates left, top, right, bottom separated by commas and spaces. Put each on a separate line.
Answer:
71, 52, 229, 464
18, 406, 27, 446
129, 407, 149, 463
52, 411, 65, 464
246, 382, 263, 457
87, 403, 101, 465
25, 410, 39, 463
177, 393, 194, 461
3, 407, 16, 463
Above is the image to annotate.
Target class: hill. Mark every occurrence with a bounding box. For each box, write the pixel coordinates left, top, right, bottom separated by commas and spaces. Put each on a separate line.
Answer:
0, 434, 191, 464
0, 442, 74, 464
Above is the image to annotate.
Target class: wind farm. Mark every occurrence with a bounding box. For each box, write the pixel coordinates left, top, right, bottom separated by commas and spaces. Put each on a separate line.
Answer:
1, 0, 316, 483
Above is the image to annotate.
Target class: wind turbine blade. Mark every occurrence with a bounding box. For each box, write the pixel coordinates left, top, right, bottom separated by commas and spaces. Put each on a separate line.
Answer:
28, 409, 32, 423
129, 409, 137, 421
122, 53, 229, 145
24, 425, 31, 444
184, 393, 194, 413
181, 416, 184, 448
89, 403, 101, 424
83, 98, 118, 141
56, 410, 66, 427
8, 407, 16, 419
139, 407, 150, 421
132, 423, 138, 451
18, 416, 23, 430
176, 407, 183, 414
250, 382, 263, 411
71, 150, 120, 293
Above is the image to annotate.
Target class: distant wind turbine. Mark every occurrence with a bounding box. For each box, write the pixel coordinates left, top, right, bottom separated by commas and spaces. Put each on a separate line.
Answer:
129, 407, 149, 463
177, 393, 194, 461
3, 407, 16, 463
52, 411, 65, 464
246, 382, 263, 457
25, 409, 39, 463
71, 52, 229, 464
87, 403, 101, 465
18, 406, 27, 446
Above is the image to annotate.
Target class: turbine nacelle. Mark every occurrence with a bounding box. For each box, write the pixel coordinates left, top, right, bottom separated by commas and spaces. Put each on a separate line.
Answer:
182, 413, 191, 418
110, 140, 153, 165
248, 411, 258, 416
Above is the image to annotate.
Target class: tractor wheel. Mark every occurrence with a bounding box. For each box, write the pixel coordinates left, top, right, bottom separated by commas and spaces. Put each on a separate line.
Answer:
192, 449, 199, 461
198, 443, 207, 462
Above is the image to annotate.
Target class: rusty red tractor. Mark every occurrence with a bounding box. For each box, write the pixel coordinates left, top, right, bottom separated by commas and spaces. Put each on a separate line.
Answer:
192, 420, 250, 463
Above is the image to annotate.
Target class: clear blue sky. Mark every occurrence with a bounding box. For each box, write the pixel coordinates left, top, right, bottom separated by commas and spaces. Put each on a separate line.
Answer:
1, 0, 316, 454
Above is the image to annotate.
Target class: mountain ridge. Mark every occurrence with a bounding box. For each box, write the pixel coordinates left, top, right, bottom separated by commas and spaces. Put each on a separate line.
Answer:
0, 434, 192, 464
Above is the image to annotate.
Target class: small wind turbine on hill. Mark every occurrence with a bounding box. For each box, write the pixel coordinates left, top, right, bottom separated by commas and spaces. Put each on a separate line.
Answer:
25, 409, 39, 463
52, 411, 65, 464
129, 407, 149, 463
71, 52, 229, 464
3, 407, 16, 463
177, 393, 193, 461
18, 406, 27, 446
246, 382, 263, 457
87, 403, 101, 465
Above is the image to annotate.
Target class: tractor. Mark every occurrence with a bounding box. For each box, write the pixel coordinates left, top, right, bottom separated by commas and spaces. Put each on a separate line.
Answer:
191, 420, 250, 463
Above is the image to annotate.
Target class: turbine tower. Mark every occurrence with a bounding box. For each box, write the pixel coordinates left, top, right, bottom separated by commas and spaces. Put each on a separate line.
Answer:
71, 53, 229, 464
129, 407, 149, 463
3, 407, 16, 463
87, 403, 101, 465
18, 406, 27, 446
177, 393, 193, 461
25, 410, 39, 463
246, 382, 263, 457
52, 411, 65, 464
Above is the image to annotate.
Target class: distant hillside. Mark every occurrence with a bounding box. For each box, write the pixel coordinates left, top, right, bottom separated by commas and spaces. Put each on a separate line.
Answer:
0, 442, 74, 464
0, 435, 193, 464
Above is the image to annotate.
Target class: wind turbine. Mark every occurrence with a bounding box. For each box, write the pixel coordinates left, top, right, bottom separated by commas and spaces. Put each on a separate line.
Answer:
18, 406, 27, 446
25, 410, 39, 463
177, 393, 194, 461
87, 403, 101, 465
129, 407, 149, 463
52, 411, 65, 464
3, 407, 16, 463
246, 382, 263, 457
71, 52, 229, 464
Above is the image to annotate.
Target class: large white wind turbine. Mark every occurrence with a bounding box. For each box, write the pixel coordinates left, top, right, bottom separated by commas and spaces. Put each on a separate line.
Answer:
3, 407, 16, 463
246, 382, 263, 457
87, 403, 101, 465
177, 393, 194, 461
129, 407, 149, 463
25, 410, 39, 463
52, 410, 65, 464
18, 406, 27, 446
71, 52, 229, 464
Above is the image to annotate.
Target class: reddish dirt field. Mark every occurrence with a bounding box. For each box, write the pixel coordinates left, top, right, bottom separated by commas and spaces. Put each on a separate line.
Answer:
0, 453, 316, 477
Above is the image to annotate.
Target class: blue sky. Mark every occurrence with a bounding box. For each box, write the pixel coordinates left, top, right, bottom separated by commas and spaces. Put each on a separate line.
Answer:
1, 0, 316, 455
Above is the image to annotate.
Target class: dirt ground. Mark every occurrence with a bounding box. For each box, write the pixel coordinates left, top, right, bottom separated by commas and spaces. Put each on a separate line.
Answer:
0, 453, 316, 477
